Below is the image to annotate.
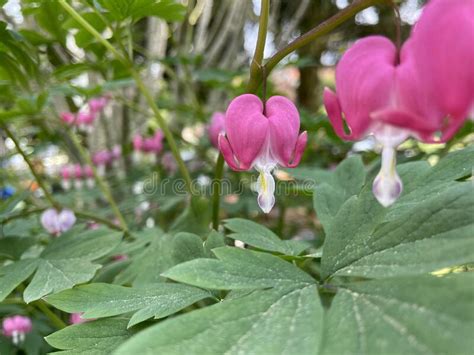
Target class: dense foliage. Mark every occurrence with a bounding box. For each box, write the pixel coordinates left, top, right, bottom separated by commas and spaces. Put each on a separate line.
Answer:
0, 0, 473, 354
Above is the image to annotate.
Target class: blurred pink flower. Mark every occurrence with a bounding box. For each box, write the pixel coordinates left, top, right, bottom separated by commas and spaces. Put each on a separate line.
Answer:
409, 0, 474, 141
219, 94, 307, 213
2, 315, 32, 344
60, 165, 73, 190
208, 112, 225, 148
142, 131, 164, 154
88, 96, 108, 113
40, 208, 76, 236
60, 112, 75, 125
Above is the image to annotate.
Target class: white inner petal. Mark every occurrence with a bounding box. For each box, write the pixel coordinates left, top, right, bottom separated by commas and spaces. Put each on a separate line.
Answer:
256, 169, 276, 213
372, 145, 403, 207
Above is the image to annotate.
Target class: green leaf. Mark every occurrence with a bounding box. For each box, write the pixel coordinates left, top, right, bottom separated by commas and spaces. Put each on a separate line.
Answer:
46, 283, 212, 328
0, 236, 35, 261
114, 232, 175, 286
313, 155, 365, 230
224, 218, 309, 256
163, 247, 314, 290
171, 233, 206, 264
115, 285, 323, 355
99, 0, 185, 22
321, 274, 474, 355
46, 318, 136, 354
320, 148, 474, 279
23, 228, 122, 303
0, 259, 38, 302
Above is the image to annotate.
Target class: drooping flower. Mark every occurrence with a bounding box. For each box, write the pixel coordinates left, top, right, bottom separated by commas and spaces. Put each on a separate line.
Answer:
208, 112, 225, 148
83, 165, 95, 189
142, 131, 164, 154
88, 96, 108, 113
219, 94, 307, 213
60, 165, 72, 191
76, 111, 96, 133
60, 112, 75, 125
73, 164, 83, 189
409, 0, 474, 140
40, 208, 76, 236
323, 36, 444, 207
2, 315, 32, 345
132, 134, 143, 163
92, 150, 111, 176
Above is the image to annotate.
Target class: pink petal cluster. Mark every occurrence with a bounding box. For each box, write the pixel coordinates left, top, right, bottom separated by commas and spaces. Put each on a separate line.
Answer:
208, 112, 225, 148
219, 94, 307, 213
132, 131, 164, 163
323, 0, 473, 207
59, 96, 108, 132
91, 146, 122, 176
40, 208, 76, 236
2, 315, 32, 344
88, 96, 108, 113
59, 164, 95, 190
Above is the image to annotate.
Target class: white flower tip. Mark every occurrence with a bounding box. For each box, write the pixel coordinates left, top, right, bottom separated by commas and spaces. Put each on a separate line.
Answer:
256, 171, 276, 213
372, 170, 403, 207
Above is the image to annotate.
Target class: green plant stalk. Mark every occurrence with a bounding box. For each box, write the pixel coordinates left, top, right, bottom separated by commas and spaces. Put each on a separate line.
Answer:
32, 300, 67, 329
247, 0, 270, 91
67, 131, 129, 232
1, 124, 60, 209
247, 0, 383, 92
211, 154, 225, 230
58, 0, 193, 194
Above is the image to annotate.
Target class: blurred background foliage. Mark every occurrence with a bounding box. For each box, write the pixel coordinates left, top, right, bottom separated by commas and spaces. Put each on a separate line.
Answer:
0, 0, 473, 252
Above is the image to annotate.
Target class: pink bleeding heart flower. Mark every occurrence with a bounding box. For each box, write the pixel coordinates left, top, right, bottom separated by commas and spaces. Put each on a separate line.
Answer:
323, 36, 444, 207
111, 145, 121, 160
88, 96, 108, 113
132, 134, 143, 151
60, 112, 75, 125
208, 112, 225, 148
41, 208, 76, 236
132, 134, 143, 163
60, 165, 72, 190
73, 164, 83, 179
142, 131, 164, 154
409, 0, 474, 140
93, 150, 111, 176
76, 111, 96, 126
73, 164, 84, 189
83, 165, 95, 189
93, 150, 111, 166
2, 315, 32, 345
219, 94, 307, 213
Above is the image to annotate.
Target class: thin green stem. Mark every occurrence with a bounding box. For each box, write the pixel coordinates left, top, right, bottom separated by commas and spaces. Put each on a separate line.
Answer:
67, 131, 129, 232
73, 209, 125, 233
32, 300, 67, 329
247, 0, 270, 92
247, 0, 383, 92
211, 154, 225, 230
1, 124, 60, 209
58, 0, 193, 194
